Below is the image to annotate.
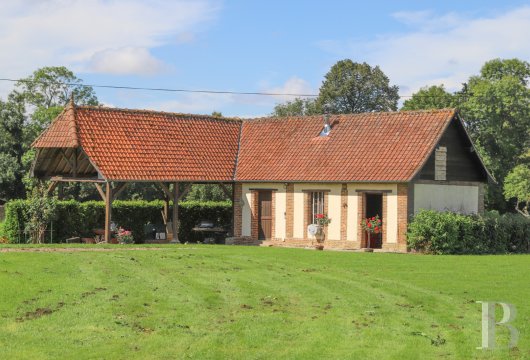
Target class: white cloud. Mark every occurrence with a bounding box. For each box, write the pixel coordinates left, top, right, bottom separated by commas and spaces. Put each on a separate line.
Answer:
0, 0, 219, 82
149, 93, 236, 114
88, 47, 167, 75
263, 76, 316, 102
318, 6, 530, 96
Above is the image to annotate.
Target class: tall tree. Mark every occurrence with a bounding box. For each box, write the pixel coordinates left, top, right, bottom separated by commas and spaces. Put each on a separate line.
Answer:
0, 94, 27, 200
317, 60, 399, 113
401, 85, 454, 111
0, 66, 99, 201
271, 60, 399, 116
459, 58, 530, 210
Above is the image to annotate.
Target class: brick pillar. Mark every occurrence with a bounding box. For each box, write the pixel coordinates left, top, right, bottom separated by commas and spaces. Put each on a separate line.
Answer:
233, 183, 242, 237
341, 184, 348, 241
250, 190, 259, 240
397, 184, 408, 251
357, 192, 365, 247
285, 183, 294, 239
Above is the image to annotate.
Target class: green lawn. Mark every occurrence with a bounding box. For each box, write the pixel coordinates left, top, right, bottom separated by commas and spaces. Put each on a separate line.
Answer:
0, 245, 528, 359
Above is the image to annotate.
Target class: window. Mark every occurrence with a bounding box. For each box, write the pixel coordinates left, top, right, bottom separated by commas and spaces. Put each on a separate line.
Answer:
435, 146, 447, 181
311, 192, 325, 224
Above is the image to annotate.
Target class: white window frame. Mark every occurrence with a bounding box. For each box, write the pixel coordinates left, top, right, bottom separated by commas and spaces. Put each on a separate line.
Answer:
311, 191, 325, 224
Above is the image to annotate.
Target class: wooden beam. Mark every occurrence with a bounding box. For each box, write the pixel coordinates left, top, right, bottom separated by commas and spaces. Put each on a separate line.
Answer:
104, 182, 113, 243
178, 183, 192, 201
171, 182, 179, 243
94, 183, 106, 201
59, 149, 75, 171
112, 182, 128, 200
158, 182, 173, 198
219, 183, 232, 199
73, 148, 78, 177
47, 181, 59, 195
50, 176, 105, 183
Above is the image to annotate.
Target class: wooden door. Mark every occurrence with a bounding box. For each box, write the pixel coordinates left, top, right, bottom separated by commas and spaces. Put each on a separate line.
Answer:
258, 191, 272, 240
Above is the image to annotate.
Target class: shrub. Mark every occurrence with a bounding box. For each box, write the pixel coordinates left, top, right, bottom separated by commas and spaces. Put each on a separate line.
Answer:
3, 199, 232, 244
407, 210, 530, 254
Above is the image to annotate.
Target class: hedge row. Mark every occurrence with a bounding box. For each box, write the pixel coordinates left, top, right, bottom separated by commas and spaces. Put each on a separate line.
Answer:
3, 200, 232, 243
407, 210, 530, 254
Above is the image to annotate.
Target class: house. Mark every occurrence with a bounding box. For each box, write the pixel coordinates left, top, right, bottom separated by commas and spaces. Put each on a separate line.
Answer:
31, 104, 490, 251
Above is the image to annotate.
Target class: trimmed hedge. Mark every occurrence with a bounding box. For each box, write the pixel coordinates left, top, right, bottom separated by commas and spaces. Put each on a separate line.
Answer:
407, 210, 530, 254
3, 200, 232, 243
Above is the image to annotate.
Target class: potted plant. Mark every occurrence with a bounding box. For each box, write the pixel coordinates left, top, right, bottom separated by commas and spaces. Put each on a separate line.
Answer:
361, 215, 381, 249
116, 227, 134, 244
314, 213, 331, 250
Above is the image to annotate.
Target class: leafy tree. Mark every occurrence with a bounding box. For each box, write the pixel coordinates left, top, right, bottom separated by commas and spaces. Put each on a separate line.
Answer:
504, 164, 530, 217
401, 85, 454, 111
211, 111, 223, 117
185, 184, 230, 202
459, 58, 530, 210
24, 183, 57, 243
0, 95, 26, 200
15, 66, 98, 109
317, 60, 399, 113
272, 60, 399, 116
272, 97, 320, 117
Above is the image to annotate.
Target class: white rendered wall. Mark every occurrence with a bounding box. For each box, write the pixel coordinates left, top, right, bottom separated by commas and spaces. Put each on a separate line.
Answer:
241, 183, 285, 238
414, 184, 478, 214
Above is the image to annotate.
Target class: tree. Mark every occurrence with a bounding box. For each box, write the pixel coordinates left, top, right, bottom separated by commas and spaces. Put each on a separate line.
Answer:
185, 184, 230, 202
401, 85, 454, 111
504, 164, 530, 217
317, 60, 399, 113
0, 66, 99, 201
271, 97, 320, 117
271, 60, 399, 116
15, 66, 98, 109
0, 95, 26, 200
459, 58, 530, 210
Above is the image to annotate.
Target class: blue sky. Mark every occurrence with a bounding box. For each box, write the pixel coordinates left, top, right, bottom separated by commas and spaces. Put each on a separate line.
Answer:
1, 0, 529, 116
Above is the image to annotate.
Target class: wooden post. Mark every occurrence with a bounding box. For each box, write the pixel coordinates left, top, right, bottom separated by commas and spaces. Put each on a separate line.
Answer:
171, 182, 180, 243
105, 182, 113, 243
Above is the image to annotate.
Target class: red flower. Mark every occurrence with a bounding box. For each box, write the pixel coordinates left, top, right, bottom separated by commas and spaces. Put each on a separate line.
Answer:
372, 217, 375, 220
316, 214, 324, 219
374, 227, 379, 232
367, 223, 372, 228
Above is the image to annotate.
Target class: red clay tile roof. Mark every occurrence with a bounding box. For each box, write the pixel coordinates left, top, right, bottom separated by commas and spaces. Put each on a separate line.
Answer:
32, 105, 79, 148
235, 109, 456, 182
33, 105, 458, 182
35, 105, 242, 181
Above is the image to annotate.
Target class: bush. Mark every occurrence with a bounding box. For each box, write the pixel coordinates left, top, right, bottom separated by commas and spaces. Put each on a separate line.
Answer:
3, 199, 232, 244
407, 210, 530, 254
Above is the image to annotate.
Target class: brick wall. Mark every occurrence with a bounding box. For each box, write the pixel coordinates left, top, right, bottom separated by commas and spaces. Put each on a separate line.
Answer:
233, 183, 242, 237
340, 184, 347, 241
285, 183, 294, 238
250, 190, 259, 240
396, 183, 408, 251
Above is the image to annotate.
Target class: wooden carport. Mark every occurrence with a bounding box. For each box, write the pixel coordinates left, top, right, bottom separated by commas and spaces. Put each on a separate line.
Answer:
31, 101, 242, 243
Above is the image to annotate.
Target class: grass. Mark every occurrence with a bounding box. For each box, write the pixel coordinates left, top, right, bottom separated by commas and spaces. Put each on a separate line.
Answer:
0, 245, 528, 359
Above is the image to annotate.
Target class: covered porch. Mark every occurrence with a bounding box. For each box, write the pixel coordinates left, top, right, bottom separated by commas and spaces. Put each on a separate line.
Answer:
31, 101, 242, 243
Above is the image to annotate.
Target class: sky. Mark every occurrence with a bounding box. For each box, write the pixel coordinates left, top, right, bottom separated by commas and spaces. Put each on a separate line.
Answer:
1, 0, 530, 117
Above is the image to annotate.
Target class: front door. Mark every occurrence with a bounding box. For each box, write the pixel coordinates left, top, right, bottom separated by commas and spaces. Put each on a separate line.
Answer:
365, 193, 383, 248
258, 191, 272, 240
